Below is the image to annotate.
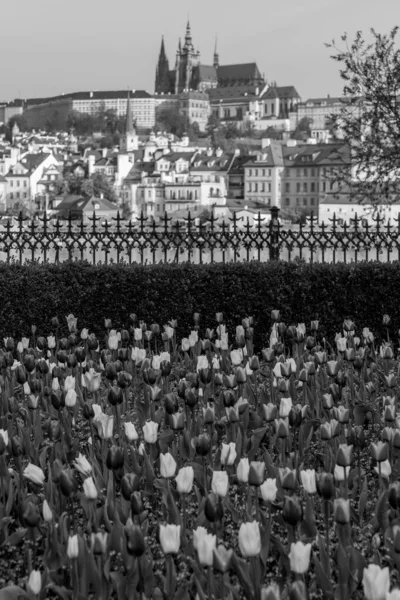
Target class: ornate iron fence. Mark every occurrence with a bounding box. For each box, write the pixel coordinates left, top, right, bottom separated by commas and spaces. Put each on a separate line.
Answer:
1, 208, 400, 265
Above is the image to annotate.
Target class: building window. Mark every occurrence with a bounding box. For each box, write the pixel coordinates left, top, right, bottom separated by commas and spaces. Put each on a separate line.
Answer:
255, 169, 258, 177
311, 168, 316, 177
296, 183, 301, 192
303, 198, 307, 206
248, 169, 252, 177
268, 183, 271, 192
261, 183, 265, 192
303, 169, 308, 176
310, 198, 315, 205
311, 182, 315, 192
296, 198, 300, 205
303, 183, 307, 192
254, 183, 258, 192
268, 169, 272, 176
296, 169, 301, 177
262, 169, 266, 176
285, 183, 290, 193
285, 198, 290, 206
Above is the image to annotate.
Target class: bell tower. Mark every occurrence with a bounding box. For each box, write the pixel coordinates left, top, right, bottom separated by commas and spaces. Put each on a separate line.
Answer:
120, 91, 138, 152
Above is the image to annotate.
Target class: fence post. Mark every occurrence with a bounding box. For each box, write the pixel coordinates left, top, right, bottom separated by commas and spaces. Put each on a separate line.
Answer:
269, 206, 280, 261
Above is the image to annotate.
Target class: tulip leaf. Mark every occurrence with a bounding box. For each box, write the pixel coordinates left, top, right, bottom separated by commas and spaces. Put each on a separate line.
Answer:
232, 554, 254, 600
175, 583, 190, 600
336, 544, 350, 586
348, 547, 367, 585
317, 532, 331, 578
372, 490, 389, 534
110, 572, 126, 600
4, 528, 27, 547
46, 585, 71, 600
313, 555, 334, 599
0, 586, 29, 600
260, 515, 272, 565
164, 555, 177, 598
143, 450, 156, 493
247, 427, 267, 461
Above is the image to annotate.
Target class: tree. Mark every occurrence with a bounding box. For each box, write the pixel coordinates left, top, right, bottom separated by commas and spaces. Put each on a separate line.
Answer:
81, 172, 118, 204
156, 106, 189, 138
7, 114, 27, 132
291, 117, 312, 141
326, 27, 400, 205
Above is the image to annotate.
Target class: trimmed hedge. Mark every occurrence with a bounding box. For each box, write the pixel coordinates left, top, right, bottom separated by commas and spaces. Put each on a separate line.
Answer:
0, 260, 398, 347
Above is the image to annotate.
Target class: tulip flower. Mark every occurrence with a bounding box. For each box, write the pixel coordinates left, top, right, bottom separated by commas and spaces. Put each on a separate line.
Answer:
230, 349, 243, 366
143, 420, 158, 444
374, 459, 392, 480
362, 564, 390, 600
83, 476, 98, 500
159, 524, 181, 554
336, 444, 353, 468
263, 403, 278, 422
279, 397, 292, 418
67, 534, 79, 559
195, 529, 217, 566
333, 498, 350, 524
213, 545, 234, 573
124, 421, 139, 442
160, 452, 177, 478
334, 464, 350, 482
371, 441, 389, 462
220, 442, 237, 466
237, 457, 250, 484
42, 499, 53, 523
94, 413, 114, 439
83, 369, 102, 392
288, 541, 312, 574
73, 453, 92, 477
91, 531, 109, 555
65, 389, 77, 408
260, 478, 278, 503
23, 463, 45, 486
211, 471, 229, 498
27, 570, 42, 595
64, 375, 76, 391
387, 590, 400, 600
261, 583, 281, 600
249, 461, 266, 486
279, 467, 297, 491
175, 466, 194, 494
238, 521, 261, 557
0, 429, 9, 451
125, 519, 146, 556
300, 469, 317, 494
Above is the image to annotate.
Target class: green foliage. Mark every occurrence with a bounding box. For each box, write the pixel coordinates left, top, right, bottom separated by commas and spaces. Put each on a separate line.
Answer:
0, 261, 397, 349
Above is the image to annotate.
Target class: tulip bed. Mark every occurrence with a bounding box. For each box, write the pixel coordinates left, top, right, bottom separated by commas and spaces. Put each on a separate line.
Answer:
1, 313, 400, 600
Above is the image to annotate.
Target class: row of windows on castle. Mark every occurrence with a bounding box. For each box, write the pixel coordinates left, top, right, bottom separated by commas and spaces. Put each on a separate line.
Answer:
247, 181, 336, 193
246, 167, 338, 178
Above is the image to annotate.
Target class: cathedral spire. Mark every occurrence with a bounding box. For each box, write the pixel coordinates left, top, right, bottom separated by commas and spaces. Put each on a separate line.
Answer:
184, 20, 193, 50
125, 90, 134, 134
213, 36, 219, 69
155, 35, 171, 93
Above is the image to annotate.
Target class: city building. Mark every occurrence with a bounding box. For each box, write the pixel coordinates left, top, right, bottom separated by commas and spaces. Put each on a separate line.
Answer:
0, 100, 24, 126
23, 90, 157, 130
243, 141, 285, 207
318, 196, 400, 226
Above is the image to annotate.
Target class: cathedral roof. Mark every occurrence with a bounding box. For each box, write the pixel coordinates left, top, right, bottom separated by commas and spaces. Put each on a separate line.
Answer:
217, 63, 263, 82
195, 65, 218, 82
261, 86, 301, 100
207, 85, 259, 101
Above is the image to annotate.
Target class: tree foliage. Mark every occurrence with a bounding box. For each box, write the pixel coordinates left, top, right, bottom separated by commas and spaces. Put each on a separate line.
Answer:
291, 117, 312, 141
326, 27, 400, 205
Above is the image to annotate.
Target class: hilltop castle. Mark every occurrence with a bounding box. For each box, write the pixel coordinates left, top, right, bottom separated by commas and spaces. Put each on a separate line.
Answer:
154, 22, 265, 95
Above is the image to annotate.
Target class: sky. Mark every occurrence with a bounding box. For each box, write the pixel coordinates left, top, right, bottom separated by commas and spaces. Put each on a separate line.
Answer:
1, 0, 399, 102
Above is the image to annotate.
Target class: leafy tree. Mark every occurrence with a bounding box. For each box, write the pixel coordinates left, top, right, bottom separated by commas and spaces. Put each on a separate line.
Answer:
206, 113, 221, 136
263, 126, 283, 140
326, 27, 400, 205
291, 117, 312, 141
156, 106, 189, 138
81, 172, 118, 204
7, 114, 27, 132
242, 120, 256, 138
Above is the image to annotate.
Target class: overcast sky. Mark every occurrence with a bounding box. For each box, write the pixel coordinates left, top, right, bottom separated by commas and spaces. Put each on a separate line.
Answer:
1, 0, 398, 101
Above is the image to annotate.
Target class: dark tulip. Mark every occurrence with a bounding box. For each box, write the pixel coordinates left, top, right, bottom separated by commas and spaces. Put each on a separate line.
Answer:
52, 366, 63, 379
184, 388, 198, 408
51, 392, 62, 410
118, 348, 129, 362
389, 482, 400, 510
11, 435, 22, 457
51, 459, 63, 483
195, 434, 212, 456
105, 363, 117, 381
108, 385, 123, 406
68, 334, 77, 347
23, 501, 41, 527
106, 446, 124, 471
130, 491, 144, 515
5, 352, 14, 367
186, 372, 199, 388
121, 329, 130, 343
214, 373, 224, 386
289, 408, 302, 429
43, 386, 51, 397
275, 342, 284, 355
37, 359, 49, 374
117, 371, 132, 389
282, 495, 303, 527
160, 361, 172, 377
306, 336, 315, 350
223, 390, 236, 408
150, 323, 160, 335
36, 336, 46, 350
51, 316, 60, 328
164, 393, 179, 415
59, 338, 69, 351
0, 434, 7, 455
262, 348, 275, 363
143, 368, 158, 385
30, 378, 41, 394
317, 473, 335, 500
121, 473, 140, 501
205, 492, 224, 523
15, 365, 27, 385
59, 470, 77, 497
125, 521, 145, 556
75, 347, 86, 363
48, 419, 61, 442
87, 334, 98, 350
129, 314, 137, 325
177, 379, 189, 399
83, 403, 95, 420
67, 354, 77, 369
170, 412, 185, 430
114, 360, 123, 374
329, 383, 341, 402
5, 338, 15, 351
56, 351, 68, 364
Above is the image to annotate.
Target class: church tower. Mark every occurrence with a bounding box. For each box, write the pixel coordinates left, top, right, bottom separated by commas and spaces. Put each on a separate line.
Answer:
174, 22, 200, 93
155, 36, 171, 94
120, 91, 138, 152
213, 37, 219, 69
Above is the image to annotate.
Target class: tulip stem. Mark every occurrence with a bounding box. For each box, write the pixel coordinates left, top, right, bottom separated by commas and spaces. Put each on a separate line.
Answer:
343, 466, 348, 500
181, 493, 187, 543
203, 458, 208, 495
220, 573, 225, 600
324, 500, 331, 573
207, 566, 213, 600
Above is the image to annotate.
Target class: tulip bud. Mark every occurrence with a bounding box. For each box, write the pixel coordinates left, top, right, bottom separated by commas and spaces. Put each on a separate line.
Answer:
205, 492, 224, 523
249, 461, 266, 486
236, 458, 250, 484
83, 477, 98, 500
67, 534, 79, 559
213, 545, 234, 573
279, 467, 297, 491
160, 452, 177, 479
170, 411, 185, 431
130, 491, 144, 516
125, 519, 145, 556
333, 498, 350, 524
282, 495, 303, 527
211, 471, 229, 498
59, 470, 77, 497
108, 385, 123, 406
288, 541, 312, 574
106, 446, 124, 471
159, 524, 181, 555
27, 570, 42, 595
195, 433, 212, 456
238, 521, 261, 557
91, 531, 109, 555
336, 444, 353, 468
389, 482, 400, 510
260, 478, 278, 503
371, 441, 388, 462
23, 501, 41, 527
175, 466, 194, 494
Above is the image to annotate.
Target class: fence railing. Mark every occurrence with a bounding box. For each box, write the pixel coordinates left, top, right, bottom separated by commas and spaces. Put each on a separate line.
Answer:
1, 208, 400, 265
